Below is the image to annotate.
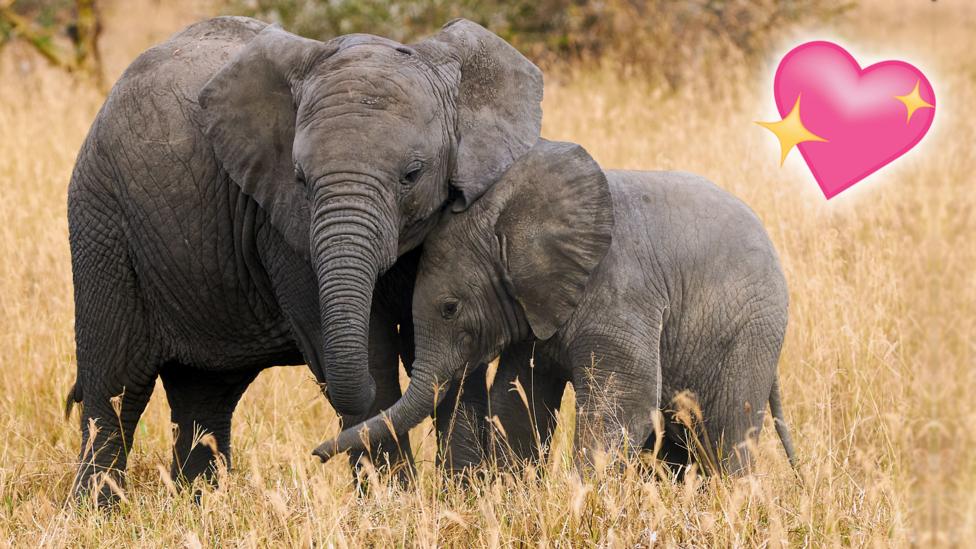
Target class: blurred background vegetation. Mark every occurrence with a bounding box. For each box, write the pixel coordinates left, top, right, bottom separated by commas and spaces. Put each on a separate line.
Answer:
1, 0, 852, 91
230, 0, 851, 87
0, 0, 101, 85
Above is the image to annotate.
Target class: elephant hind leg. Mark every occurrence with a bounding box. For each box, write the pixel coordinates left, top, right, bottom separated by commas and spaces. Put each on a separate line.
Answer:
160, 364, 259, 486
73, 379, 157, 507
697, 331, 783, 476
70, 209, 161, 506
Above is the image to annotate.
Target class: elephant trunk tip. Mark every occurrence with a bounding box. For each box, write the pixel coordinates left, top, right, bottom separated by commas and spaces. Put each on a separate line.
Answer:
312, 440, 339, 463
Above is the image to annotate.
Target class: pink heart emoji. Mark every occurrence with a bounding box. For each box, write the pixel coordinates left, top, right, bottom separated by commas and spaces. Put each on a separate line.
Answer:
768, 41, 935, 198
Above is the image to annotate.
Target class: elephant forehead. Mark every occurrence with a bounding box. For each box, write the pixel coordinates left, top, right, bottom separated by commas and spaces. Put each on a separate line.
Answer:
425, 213, 485, 262
319, 46, 432, 93
300, 63, 439, 124
332, 33, 406, 51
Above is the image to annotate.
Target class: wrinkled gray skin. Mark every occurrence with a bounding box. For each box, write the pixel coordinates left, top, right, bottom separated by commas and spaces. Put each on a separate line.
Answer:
66, 16, 542, 503
314, 140, 797, 474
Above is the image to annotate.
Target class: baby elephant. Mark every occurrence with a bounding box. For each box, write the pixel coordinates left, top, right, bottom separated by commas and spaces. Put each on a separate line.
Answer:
314, 139, 796, 474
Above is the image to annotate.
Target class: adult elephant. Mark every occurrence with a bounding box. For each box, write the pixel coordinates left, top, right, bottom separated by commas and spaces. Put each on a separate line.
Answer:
66, 15, 542, 503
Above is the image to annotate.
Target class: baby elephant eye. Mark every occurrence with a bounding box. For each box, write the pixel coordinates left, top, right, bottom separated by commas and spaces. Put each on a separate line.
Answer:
440, 299, 460, 320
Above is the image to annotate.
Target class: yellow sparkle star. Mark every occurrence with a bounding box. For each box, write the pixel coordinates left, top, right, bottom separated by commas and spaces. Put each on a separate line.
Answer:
756, 95, 828, 166
894, 80, 934, 124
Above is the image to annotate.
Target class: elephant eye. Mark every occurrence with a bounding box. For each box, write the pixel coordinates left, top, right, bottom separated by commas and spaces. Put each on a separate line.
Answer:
440, 298, 460, 320
401, 163, 423, 186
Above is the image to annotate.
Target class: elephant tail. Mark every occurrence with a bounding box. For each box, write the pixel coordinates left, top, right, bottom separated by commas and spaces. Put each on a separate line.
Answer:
64, 382, 82, 420
769, 377, 797, 469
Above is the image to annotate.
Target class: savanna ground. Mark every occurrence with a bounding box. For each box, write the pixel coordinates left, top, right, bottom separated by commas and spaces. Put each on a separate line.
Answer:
0, 0, 972, 546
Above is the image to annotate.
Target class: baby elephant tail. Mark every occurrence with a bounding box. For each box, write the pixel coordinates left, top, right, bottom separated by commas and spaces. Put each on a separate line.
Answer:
769, 377, 797, 469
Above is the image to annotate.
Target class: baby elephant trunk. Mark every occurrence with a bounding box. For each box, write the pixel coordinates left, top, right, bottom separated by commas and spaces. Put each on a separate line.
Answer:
312, 366, 446, 462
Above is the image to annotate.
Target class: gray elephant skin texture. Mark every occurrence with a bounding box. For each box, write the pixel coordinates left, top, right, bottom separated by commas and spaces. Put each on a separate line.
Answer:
65, 16, 542, 503
315, 139, 797, 475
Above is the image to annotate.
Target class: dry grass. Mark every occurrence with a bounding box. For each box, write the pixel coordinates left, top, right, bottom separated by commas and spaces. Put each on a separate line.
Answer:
0, 0, 972, 546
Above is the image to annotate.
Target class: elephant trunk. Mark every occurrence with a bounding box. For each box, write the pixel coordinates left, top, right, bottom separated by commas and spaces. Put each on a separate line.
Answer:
313, 364, 446, 462
312, 176, 397, 416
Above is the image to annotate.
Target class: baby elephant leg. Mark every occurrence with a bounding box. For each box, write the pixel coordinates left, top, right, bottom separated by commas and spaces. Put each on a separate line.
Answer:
486, 341, 565, 469
704, 334, 782, 476
569, 335, 661, 472
435, 364, 490, 474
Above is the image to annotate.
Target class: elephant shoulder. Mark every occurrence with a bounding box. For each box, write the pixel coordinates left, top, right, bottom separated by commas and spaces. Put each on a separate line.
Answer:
114, 17, 269, 95
77, 18, 273, 203
91, 17, 272, 156
171, 16, 270, 44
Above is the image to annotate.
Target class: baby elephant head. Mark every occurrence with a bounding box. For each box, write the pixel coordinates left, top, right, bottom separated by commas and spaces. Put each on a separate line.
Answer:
313, 139, 614, 461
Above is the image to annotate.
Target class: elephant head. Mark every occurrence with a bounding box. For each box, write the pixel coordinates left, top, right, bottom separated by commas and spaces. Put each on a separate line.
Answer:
197, 20, 543, 415
312, 139, 614, 460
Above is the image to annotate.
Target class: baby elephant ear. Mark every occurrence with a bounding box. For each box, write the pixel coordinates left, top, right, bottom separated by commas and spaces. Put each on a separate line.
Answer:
494, 140, 614, 340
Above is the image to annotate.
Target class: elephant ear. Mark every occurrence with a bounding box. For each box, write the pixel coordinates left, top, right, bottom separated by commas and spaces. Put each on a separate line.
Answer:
198, 25, 332, 260
414, 19, 543, 211
493, 140, 614, 340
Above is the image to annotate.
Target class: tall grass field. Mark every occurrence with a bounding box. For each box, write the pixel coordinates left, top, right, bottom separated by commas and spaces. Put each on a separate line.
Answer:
0, 0, 972, 545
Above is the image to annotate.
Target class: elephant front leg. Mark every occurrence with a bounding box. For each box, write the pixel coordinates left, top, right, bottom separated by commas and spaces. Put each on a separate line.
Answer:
486, 341, 566, 469
433, 349, 566, 475
434, 364, 490, 474
160, 365, 259, 486
569, 331, 661, 474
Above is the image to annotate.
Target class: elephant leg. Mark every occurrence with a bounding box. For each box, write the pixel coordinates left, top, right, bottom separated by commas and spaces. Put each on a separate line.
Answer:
70, 225, 159, 506
644, 419, 693, 479
343, 302, 415, 483
73, 373, 156, 507
699, 334, 780, 476
435, 363, 489, 474
486, 341, 566, 469
160, 365, 259, 485
569, 332, 661, 473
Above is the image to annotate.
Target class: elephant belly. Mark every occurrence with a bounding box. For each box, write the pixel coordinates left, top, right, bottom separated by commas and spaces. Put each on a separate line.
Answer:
139, 254, 301, 370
